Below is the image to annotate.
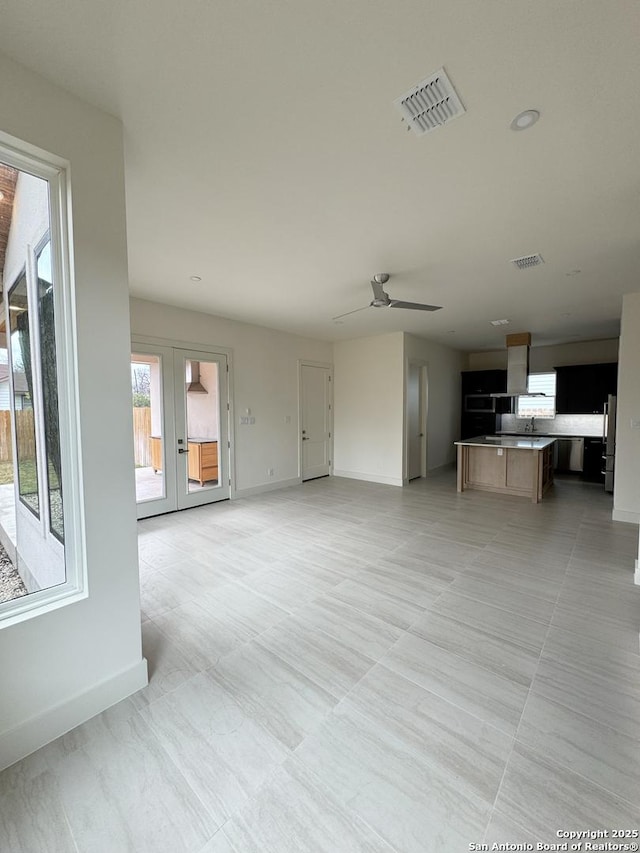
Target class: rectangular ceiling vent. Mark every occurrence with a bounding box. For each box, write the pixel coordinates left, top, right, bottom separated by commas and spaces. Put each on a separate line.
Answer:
511, 253, 544, 270
394, 67, 465, 137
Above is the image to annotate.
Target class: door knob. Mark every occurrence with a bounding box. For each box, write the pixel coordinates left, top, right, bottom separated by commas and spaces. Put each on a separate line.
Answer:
178, 448, 189, 454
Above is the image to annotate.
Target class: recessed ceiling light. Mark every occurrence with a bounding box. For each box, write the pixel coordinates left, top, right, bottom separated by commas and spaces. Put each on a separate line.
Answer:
189, 275, 202, 282
0, 192, 4, 201
510, 109, 540, 131
565, 269, 581, 277
490, 318, 510, 326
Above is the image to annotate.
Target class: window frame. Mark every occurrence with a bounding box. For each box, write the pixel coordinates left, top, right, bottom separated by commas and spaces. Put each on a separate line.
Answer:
0, 132, 87, 628
516, 371, 557, 419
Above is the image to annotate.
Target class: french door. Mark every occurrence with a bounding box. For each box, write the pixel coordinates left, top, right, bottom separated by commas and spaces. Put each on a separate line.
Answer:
131, 344, 230, 519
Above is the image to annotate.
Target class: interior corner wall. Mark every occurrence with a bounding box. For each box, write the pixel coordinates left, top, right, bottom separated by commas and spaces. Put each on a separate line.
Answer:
333, 333, 405, 486
129, 298, 332, 495
403, 333, 466, 472
613, 292, 640, 524
0, 53, 146, 770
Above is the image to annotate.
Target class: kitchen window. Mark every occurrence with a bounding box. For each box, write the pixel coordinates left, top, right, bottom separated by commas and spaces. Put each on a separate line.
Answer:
517, 372, 556, 419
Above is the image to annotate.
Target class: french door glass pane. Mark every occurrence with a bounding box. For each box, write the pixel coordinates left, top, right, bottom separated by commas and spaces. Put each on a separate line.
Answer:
182, 358, 221, 494
132, 353, 165, 503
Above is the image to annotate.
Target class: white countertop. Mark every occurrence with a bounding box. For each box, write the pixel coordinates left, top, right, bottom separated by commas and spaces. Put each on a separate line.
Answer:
455, 435, 557, 450
495, 431, 598, 438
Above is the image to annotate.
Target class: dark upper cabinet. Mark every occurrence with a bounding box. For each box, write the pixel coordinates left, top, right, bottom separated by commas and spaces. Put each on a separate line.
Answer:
461, 370, 508, 395
555, 363, 618, 414
461, 370, 512, 416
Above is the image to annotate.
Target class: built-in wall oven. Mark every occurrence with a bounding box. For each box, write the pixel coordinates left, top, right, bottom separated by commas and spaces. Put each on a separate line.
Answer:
464, 394, 497, 413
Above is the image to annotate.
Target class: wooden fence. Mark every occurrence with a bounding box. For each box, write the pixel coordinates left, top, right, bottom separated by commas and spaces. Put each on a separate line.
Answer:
0, 407, 153, 467
0, 410, 36, 463
133, 407, 152, 467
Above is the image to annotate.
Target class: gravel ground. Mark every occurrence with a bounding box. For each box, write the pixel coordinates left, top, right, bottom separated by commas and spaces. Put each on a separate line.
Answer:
0, 545, 27, 603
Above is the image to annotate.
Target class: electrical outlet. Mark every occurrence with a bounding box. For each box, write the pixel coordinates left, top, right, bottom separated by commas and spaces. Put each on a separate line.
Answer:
249, 417, 255, 424
497, 448, 504, 456
267, 468, 274, 477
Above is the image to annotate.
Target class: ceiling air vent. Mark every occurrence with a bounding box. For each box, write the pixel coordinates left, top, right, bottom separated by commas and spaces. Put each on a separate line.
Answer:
511, 254, 544, 270
394, 68, 465, 137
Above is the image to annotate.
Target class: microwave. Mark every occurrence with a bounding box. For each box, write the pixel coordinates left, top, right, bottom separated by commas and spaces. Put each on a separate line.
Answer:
464, 394, 497, 413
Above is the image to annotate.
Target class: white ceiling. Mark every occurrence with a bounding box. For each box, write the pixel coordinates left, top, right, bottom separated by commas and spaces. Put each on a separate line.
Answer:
1, 0, 639, 351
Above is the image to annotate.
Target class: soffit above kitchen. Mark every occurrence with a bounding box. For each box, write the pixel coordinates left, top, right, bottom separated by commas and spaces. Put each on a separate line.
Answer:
0, 1, 638, 350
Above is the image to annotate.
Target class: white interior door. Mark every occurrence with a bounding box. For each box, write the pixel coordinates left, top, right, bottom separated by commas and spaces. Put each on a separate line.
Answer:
132, 345, 229, 518
407, 362, 427, 480
300, 363, 332, 481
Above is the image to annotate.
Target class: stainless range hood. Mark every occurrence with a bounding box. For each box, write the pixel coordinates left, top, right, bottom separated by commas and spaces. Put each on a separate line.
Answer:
186, 360, 207, 394
491, 332, 537, 397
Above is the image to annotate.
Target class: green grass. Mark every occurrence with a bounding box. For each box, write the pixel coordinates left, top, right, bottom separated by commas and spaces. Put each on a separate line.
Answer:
0, 458, 60, 490
0, 461, 14, 486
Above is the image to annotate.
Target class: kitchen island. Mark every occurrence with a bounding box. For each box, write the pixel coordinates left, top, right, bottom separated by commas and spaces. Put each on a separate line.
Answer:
455, 435, 555, 503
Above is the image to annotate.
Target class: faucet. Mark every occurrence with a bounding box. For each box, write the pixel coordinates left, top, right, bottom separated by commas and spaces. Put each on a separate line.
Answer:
524, 417, 536, 433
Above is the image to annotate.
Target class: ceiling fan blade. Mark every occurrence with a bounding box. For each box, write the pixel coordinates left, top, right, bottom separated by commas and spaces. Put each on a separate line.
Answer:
332, 304, 370, 320
389, 300, 442, 312
370, 280, 388, 302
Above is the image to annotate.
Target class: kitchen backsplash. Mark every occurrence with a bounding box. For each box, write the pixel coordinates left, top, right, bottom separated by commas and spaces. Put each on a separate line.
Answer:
500, 413, 604, 437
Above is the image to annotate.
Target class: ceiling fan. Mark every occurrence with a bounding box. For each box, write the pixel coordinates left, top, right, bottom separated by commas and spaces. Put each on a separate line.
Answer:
333, 274, 442, 321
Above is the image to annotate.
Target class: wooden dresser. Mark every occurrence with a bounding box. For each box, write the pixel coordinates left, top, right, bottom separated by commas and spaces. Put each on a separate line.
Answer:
187, 439, 219, 486
148, 436, 218, 486
149, 436, 163, 472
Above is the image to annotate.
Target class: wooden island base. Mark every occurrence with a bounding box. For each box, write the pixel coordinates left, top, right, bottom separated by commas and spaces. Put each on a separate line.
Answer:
456, 441, 554, 503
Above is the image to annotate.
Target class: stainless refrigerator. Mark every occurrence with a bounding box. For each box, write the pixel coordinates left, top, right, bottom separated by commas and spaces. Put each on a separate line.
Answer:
603, 394, 617, 493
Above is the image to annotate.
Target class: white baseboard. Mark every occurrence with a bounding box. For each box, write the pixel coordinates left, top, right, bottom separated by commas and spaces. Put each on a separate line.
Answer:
0, 658, 148, 772
612, 508, 640, 524
232, 477, 301, 499
333, 470, 404, 487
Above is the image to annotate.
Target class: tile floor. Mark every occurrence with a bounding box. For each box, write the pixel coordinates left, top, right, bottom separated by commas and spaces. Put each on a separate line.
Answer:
2, 470, 640, 852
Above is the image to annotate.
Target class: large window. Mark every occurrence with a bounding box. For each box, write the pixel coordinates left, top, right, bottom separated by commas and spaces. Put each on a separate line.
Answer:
517, 372, 556, 419
0, 137, 82, 626
8, 273, 39, 517
37, 240, 64, 542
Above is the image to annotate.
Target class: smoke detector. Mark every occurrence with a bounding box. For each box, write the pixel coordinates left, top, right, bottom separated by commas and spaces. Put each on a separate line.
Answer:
394, 68, 465, 137
511, 254, 544, 270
